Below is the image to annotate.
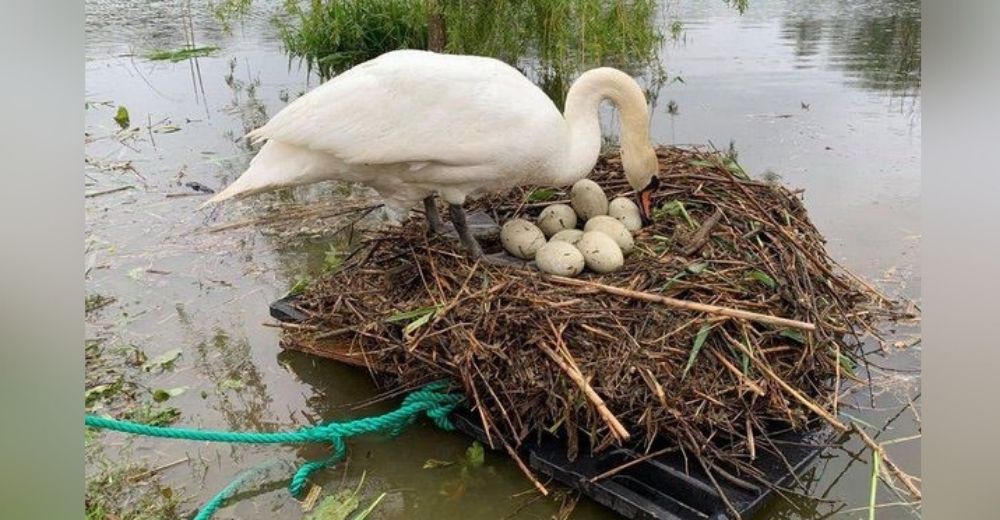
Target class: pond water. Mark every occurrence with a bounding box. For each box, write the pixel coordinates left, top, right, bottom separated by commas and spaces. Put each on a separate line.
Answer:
85, 0, 920, 518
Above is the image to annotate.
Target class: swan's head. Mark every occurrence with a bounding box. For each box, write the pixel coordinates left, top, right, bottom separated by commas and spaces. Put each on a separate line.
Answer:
622, 142, 660, 225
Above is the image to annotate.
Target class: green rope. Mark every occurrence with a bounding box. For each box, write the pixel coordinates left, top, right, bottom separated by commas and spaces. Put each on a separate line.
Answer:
194, 460, 292, 520
84, 381, 463, 519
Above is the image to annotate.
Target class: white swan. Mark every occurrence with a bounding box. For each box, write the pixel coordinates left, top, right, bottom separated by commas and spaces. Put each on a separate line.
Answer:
205, 50, 659, 257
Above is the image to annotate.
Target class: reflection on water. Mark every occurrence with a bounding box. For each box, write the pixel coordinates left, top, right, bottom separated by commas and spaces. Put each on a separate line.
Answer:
780, 0, 920, 97
222, 57, 270, 148
85, 0, 920, 518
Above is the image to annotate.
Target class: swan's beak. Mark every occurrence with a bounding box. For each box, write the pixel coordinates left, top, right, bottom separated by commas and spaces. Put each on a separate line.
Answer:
637, 176, 660, 226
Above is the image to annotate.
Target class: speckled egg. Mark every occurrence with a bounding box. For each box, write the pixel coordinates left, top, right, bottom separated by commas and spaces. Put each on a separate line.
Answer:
576, 231, 625, 274
570, 179, 609, 221
500, 218, 546, 260
608, 197, 643, 232
584, 216, 635, 254
536, 204, 578, 237
549, 229, 585, 245
535, 240, 586, 277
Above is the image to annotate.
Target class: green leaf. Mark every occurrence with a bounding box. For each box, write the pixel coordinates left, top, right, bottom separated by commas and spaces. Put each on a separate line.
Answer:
307, 473, 371, 520
740, 332, 754, 375
324, 245, 344, 272
654, 200, 697, 229
306, 489, 361, 520
422, 458, 455, 469
351, 492, 386, 520
724, 159, 749, 180
682, 325, 715, 379
123, 404, 181, 426
145, 46, 220, 62
113, 106, 130, 129
660, 269, 690, 292
686, 262, 709, 274
465, 441, 485, 468
403, 309, 435, 335
780, 329, 807, 344
85, 384, 112, 406
834, 350, 857, 372
660, 260, 708, 292
386, 305, 441, 335
840, 412, 878, 430
385, 305, 439, 323
142, 348, 182, 371
289, 275, 311, 295
527, 187, 557, 202
220, 378, 245, 391
747, 270, 777, 289
152, 386, 189, 402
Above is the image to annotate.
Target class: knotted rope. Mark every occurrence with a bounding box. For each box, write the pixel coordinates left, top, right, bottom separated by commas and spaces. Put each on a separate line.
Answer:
85, 381, 463, 519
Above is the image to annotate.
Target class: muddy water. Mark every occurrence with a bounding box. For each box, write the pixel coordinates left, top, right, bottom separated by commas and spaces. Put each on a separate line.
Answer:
85, 0, 919, 518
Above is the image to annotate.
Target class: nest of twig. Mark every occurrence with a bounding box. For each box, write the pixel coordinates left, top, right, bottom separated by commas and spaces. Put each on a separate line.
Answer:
280, 145, 916, 501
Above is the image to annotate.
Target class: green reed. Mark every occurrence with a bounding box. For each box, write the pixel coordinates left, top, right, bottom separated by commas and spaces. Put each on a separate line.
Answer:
277, 0, 665, 97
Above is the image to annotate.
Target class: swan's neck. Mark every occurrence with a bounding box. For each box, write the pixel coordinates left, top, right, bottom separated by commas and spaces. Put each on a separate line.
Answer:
549, 68, 651, 186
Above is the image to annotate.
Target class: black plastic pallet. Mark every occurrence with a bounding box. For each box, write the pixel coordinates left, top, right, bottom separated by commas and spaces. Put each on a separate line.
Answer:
270, 295, 830, 519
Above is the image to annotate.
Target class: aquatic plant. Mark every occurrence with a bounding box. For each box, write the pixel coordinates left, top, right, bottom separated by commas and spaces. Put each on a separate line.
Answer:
146, 46, 220, 62
276, 0, 665, 101
210, 0, 254, 32
277, 0, 431, 79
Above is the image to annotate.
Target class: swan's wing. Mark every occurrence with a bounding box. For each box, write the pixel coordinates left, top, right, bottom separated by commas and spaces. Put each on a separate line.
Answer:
247, 51, 560, 167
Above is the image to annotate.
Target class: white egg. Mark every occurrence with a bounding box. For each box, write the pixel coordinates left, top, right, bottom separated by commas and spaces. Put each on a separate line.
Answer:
549, 229, 585, 245
500, 218, 546, 260
536, 204, 578, 237
583, 216, 635, 254
576, 231, 625, 274
608, 197, 643, 232
570, 179, 609, 221
535, 240, 586, 277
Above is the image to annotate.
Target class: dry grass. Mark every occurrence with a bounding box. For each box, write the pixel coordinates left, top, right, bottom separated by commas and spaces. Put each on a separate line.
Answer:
279, 145, 918, 502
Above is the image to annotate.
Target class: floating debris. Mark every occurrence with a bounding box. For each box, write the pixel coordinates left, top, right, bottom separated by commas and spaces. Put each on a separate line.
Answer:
145, 46, 220, 62
184, 181, 216, 194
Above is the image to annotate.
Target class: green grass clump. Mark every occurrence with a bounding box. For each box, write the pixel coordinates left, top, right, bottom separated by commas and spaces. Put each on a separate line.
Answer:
278, 0, 430, 79
146, 46, 220, 62
443, 0, 662, 68
277, 0, 664, 95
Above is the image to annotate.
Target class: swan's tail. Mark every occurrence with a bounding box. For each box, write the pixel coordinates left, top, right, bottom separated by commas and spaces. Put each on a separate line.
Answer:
201, 140, 333, 208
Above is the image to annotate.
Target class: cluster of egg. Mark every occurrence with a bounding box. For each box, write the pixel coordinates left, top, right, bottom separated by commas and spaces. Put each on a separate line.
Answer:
500, 179, 642, 277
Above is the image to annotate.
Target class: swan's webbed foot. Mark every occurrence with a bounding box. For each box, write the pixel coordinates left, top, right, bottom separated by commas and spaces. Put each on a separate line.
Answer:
423, 195, 444, 235
449, 203, 484, 258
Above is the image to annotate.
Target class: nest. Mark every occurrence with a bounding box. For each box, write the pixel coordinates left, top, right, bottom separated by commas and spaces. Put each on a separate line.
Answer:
281, 145, 911, 498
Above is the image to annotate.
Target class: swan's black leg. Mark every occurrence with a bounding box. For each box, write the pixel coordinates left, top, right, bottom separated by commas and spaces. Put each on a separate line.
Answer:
423, 195, 444, 235
449, 204, 484, 258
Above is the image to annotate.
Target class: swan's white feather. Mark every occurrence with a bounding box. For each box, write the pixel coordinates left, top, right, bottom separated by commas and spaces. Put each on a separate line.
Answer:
205, 50, 654, 212
249, 51, 561, 168
208, 51, 564, 209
